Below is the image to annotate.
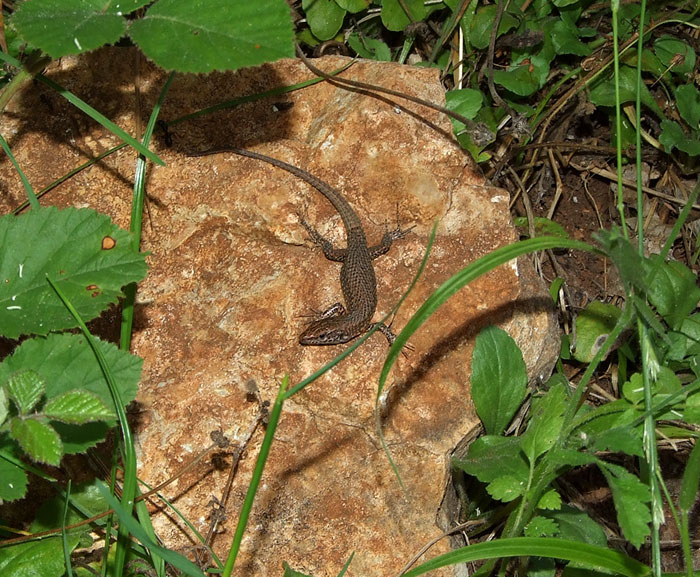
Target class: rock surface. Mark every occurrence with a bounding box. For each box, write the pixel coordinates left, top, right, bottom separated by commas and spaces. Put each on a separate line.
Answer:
0, 48, 559, 576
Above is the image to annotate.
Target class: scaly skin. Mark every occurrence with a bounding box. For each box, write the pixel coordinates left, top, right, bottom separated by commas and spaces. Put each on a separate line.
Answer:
192, 147, 407, 345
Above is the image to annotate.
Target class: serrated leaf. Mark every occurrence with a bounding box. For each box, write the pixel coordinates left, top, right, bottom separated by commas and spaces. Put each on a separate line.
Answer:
303, 0, 346, 41
573, 301, 622, 363
487, 474, 525, 502
0, 206, 147, 339
537, 489, 562, 510
0, 439, 29, 503
589, 425, 644, 457
129, 0, 294, 73
453, 435, 529, 483
10, 0, 149, 58
381, 0, 428, 32
521, 383, 567, 464
6, 369, 45, 415
10, 417, 62, 466
524, 515, 559, 537
599, 461, 651, 548
44, 390, 115, 424
471, 326, 528, 435
0, 333, 141, 453
545, 505, 607, 546
548, 448, 597, 467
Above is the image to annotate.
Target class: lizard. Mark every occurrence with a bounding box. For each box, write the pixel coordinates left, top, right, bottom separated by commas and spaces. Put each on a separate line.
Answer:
190, 147, 409, 346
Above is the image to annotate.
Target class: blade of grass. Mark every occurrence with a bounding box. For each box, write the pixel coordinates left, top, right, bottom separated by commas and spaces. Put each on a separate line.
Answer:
377, 236, 597, 486
0, 132, 39, 209
121, 71, 174, 350
46, 276, 137, 577
61, 479, 74, 577
33, 73, 164, 166
222, 376, 288, 577
95, 481, 205, 577
12, 143, 128, 214
399, 537, 651, 577
166, 61, 355, 128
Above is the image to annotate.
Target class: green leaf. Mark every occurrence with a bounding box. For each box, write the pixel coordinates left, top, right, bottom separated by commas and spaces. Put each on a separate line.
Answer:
524, 515, 559, 537
595, 228, 646, 292
0, 535, 77, 577
537, 489, 562, 510
381, 0, 428, 32
666, 314, 700, 362
10, 417, 63, 466
6, 369, 45, 415
598, 461, 651, 548
453, 436, 529, 498
550, 20, 590, 57
654, 35, 697, 77
469, 4, 519, 50
0, 206, 147, 339
659, 119, 700, 156
548, 447, 597, 467
10, 0, 148, 58
684, 389, 700, 424
573, 301, 622, 363
542, 505, 607, 546
513, 217, 568, 239
0, 439, 29, 502
646, 256, 700, 330
129, 0, 295, 73
675, 84, 700, 129
32, 480, 110, 531
0, 387, 7, 426
680, 440, 700, 512
589, 424, 643, 457
302, 0, 346, 41
521, 384, 567, 464
445, 88, 484, 123
337, 0, 369, 12
493, 63, 542, 96
0, 333, 142, 453
44, 390, 115, 424
471, 326, 528, 435
486, 474, 525, 502
589, 65, 664, 119
347, 32, 391, 61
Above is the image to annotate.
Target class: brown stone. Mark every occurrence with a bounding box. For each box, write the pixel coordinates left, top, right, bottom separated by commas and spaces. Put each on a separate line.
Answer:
0, 48, 558, 576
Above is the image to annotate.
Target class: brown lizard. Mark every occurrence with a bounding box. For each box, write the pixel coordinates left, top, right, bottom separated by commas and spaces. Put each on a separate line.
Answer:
191, 147, 409, 345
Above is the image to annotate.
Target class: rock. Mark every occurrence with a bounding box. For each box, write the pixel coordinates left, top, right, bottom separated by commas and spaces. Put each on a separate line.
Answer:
0, 48, 558, 576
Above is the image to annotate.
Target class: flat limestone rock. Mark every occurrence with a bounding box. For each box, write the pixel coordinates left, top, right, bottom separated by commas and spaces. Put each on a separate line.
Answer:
0, 48, 559, 576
